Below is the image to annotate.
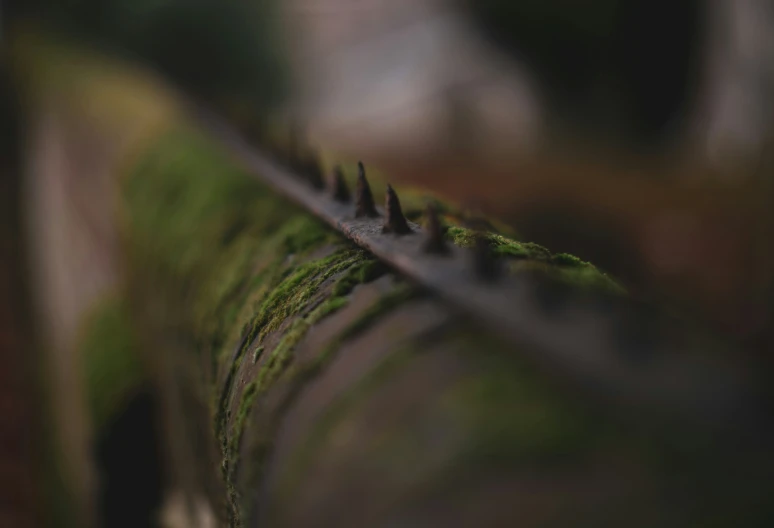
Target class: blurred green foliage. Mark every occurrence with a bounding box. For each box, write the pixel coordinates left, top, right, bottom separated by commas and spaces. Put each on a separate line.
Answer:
80, 297, 144, 429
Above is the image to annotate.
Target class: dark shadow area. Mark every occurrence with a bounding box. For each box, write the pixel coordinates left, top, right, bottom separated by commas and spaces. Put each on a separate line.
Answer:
464, 0, 703, 149
95, 391, 164, 528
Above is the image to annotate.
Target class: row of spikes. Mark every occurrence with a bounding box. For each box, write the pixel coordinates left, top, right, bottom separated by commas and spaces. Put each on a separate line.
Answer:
300, 154, 501, 282
268, 138, 668, 358
333, 161, 665, 358
220, 122, 744, 424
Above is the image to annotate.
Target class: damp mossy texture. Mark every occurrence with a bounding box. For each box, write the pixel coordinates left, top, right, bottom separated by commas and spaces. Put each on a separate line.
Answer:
119, 123, 619, 405
116, 124, 772, 528
120, 124, 401, 524
445, 226, 624, 294
25, 28, 772, 528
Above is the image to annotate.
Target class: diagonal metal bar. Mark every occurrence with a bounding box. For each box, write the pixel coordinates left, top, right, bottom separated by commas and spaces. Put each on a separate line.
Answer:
198, 109, 770, 438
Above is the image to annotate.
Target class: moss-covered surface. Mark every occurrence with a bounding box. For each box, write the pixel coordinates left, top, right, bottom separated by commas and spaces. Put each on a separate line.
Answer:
32, 28, 767, 528
233, 281, 420, 523
120, 124, 420, 524
445, 225, 625, 293
116, 123, 774, 528
300, 154, 624, 295
78, 296, 146, 430
222, 251, 388, 471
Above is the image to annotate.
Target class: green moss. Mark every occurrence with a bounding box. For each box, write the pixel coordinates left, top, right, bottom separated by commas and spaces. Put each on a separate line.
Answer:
316, 295, 349, 317
121, 125, 364, 437
232, 380, 260, 451
229, 256, 384, 425
220, 253, 362, 474
358, 259, 389, 283
445, 226, 477, 248
220, 251, 397, 521
213, 216, 342, 367
280, 143, 622, 297
236, 284, 418, 523
251, 346, 265, 364
123, 127, 473, 524
445, 226, 549, 260
232, 251, 387, 428
122, 123, 629, 526
553, 264, 626, 295
552, 252, 585, 267
79, 296, 145, 429
331, 258, 388, 297
285, 284, 419, 395
216, 351, 245, 442
516, 241, 552, 260
444, 225, 624, 293
257, 261, 400, 405
238, 249, 362, 357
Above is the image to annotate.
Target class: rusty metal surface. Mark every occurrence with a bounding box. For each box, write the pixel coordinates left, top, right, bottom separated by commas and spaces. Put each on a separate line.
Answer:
199, 111, 771, 438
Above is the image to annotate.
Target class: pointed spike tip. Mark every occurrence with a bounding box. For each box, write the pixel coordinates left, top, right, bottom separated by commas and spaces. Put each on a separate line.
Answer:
423, 203, 448, 254
330, 165, 351, 202
355, 162, 379, 218
383, 184, 412, 235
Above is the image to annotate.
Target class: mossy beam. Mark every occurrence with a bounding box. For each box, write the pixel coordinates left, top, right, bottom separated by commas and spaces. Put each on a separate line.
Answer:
123, 125, 627, 526
115, 123, 773, 528
121, 128, 421, 525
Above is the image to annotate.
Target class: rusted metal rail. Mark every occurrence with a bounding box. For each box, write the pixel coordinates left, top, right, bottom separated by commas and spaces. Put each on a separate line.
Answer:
198, 110, 771, 438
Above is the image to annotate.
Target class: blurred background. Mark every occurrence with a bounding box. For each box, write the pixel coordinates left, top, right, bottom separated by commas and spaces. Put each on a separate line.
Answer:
3, 0, 774, 526
8, 0, 774, 328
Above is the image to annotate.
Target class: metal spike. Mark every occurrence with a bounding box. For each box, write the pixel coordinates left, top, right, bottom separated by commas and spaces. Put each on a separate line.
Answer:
383, 184, 412, 234
423, 203, 448, 254
472, 232, 499, 281
355, 162, 379, 217
330, 165, 351, 202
